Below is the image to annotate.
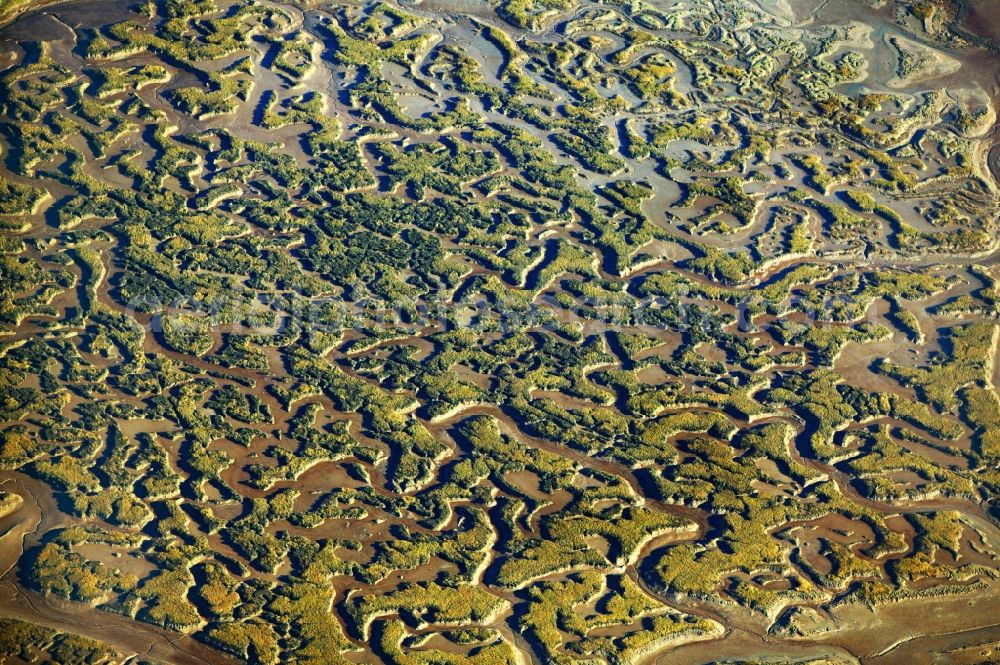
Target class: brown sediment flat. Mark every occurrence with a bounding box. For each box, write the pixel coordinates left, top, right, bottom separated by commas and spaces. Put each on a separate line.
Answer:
650, 621, 861, 665
0, 581, 236, 665
0, 0, 72, 29
1, 0, 1000, 662
0, 480, 36, 582
836, 588, 1000, 663
989, 141, 1000, 187
0, 477, 231, 664
649, 582, 1000, 665
960, 0, 1000, 46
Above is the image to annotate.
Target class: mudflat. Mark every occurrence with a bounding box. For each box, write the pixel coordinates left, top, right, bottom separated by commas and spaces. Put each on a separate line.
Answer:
0, 0, 998, 663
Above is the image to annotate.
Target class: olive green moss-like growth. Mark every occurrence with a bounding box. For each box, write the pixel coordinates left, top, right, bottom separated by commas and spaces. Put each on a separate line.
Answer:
875, 323, 997, 412
90, 65, 169, 98
378, 620, 518, 665
518, 572, 719, 664
348, 582, 508, 640
845, 426, 976, 501
246, 407, 379, 490
203, 620, 280, 664
169, 72, 252, 119
159, 313, 214, 357
0, 617, 123, 664
29, 526, 142, 605
0, 176, 49, 220
0, 0, 998, 661
494, 0, 577, 31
